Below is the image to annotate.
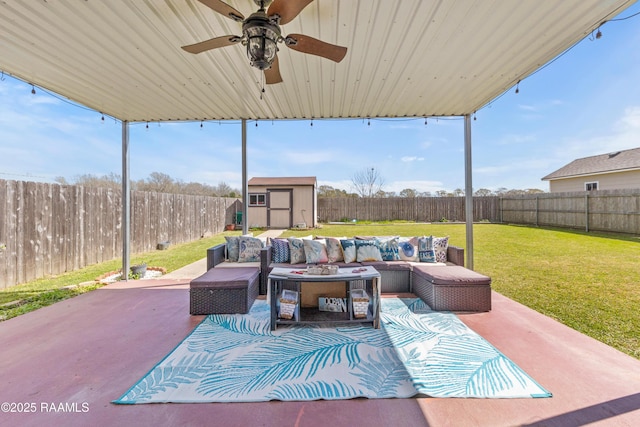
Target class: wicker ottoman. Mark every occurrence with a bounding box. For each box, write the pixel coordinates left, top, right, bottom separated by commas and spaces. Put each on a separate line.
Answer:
412, 265, 491, 312
189, 267, 259, 315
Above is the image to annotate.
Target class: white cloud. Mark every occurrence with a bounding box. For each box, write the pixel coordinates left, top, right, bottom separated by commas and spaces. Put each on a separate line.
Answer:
318, 179, 353, 191
555, 105, 640, 161
384, 180, 445, 194
518, 104, 538, 111
400, 156, 425, 162
615, 106, 640, 131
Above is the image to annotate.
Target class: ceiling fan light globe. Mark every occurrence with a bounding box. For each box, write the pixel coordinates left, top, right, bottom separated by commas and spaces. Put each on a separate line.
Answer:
243, 10, 281, 71
246, 27, 279, 70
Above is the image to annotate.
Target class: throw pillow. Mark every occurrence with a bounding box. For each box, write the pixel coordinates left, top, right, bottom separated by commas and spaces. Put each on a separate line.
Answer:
303, 239, 329, 264
355, 239, 383, 262
225, 233, 253, 262
325, 237, 345, 262
418, 235, 436, 263
398, 237, 419, 261
270, 238, 290, 263
340, 239, 357, 263
288, 236, 312, 264
225, 236, 240, 262
376, 236, 400, 261
237, 236, 264, 262
433, 236, 449, 263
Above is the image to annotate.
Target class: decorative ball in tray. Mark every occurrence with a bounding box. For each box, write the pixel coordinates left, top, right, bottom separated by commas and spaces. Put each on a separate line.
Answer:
306, 264, 339, 275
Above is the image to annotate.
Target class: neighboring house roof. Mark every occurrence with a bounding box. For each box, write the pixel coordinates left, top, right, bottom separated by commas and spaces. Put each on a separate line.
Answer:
248, 177, 317, 186
542, 147, 640, 181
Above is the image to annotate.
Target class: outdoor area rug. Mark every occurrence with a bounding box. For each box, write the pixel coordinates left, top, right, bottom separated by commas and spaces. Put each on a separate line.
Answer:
113, 298, 551, 403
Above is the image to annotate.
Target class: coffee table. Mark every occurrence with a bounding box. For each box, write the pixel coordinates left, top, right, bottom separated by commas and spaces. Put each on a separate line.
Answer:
268, 266, 381, 331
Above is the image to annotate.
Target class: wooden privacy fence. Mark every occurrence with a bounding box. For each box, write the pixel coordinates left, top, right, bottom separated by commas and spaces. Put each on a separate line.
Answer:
0, 179, 239, 289
319, 191, 640, 234
3, 182, 638, 289
500, 189, 640, 234
318, 196, 501, 223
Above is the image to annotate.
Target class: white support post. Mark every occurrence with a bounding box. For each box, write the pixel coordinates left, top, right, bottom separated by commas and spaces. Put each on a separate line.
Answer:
242, 119, 248, 234
121, 121, 131, 280
464, 114, 474, 270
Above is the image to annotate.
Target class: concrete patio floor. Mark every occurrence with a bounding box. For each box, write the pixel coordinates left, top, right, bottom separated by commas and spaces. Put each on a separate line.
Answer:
1, 268, 639, 426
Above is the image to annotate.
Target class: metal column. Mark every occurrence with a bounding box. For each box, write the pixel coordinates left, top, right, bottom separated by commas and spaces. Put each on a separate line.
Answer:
242, 119, 248, 234
464, 114, 474, 270
121, 121, 130, 280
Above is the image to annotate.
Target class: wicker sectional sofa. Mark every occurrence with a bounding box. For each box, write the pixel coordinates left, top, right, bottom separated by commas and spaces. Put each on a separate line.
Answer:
206, 236, 492, 312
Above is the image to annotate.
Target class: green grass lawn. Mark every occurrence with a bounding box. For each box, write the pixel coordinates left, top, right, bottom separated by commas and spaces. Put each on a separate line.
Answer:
282, 223, 640, 359
2, 223, 638, 360
0, 231, 238, 321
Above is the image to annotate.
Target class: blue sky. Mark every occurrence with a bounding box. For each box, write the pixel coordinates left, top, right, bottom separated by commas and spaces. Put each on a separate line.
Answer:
1, 4, 639, 194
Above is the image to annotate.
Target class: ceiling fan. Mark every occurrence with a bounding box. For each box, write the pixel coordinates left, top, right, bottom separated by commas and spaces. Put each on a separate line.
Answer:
182, 0, 347, 84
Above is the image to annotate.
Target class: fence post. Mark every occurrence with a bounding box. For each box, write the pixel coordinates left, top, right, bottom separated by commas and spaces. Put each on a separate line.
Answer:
585, 193, 589, 232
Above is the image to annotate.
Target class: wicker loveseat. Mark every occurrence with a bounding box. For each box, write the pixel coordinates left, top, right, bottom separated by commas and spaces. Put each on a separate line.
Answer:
206, 236, 491, 312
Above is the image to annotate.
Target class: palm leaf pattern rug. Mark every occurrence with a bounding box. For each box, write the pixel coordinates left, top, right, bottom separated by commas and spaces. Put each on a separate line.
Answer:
114, 298, 551, 403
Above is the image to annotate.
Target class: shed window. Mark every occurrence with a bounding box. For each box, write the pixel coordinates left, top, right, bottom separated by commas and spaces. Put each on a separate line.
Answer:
585, 182, 598, 191
249, 193, 266, 206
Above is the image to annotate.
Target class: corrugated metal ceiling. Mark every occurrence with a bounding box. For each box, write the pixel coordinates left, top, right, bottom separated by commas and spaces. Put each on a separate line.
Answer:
0, 0, 635, 122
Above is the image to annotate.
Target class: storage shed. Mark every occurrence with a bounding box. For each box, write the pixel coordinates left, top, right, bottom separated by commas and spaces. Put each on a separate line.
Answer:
247, 177, 317, 229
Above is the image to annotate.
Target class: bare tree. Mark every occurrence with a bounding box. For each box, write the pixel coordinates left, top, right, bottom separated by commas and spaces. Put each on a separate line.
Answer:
318, 185, 351, 197
474, 188, 493, 196
399, 188, 417, 198
66, 173, 121, 190
351, 167, 385, 198
57, 171, 241, 196
213, 181, 235, 197
141, 172, 176, 193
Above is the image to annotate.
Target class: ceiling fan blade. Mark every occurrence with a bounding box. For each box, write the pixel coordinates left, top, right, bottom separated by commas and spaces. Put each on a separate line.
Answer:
181, 35, 241, 54
285, 34, 347, 63
197, 0, 244, 22
268, 0, 313, 25
265, 55, 283, 84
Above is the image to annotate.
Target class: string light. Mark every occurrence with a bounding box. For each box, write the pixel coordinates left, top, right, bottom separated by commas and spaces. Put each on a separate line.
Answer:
310, 118, 313, 127
424, 117, 428, 126
31, 84, 36, 94
515, 81, 520, 94
200, 120, 203, 128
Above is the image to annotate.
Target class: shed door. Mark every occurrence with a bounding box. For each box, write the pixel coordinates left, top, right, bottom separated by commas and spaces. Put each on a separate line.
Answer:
267, 189, 292, 229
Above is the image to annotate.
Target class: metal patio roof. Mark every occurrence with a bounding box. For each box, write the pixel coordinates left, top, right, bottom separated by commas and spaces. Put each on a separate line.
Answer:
0, 0, 635, 123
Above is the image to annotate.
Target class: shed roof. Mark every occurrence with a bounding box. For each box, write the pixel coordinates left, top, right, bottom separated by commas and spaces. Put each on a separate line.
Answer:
542, 147, 640, 181
248, 176, 317, 186
0, 0, 635, 122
